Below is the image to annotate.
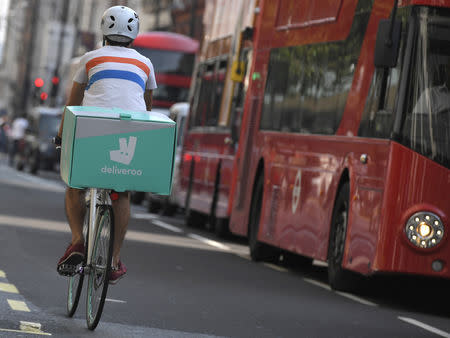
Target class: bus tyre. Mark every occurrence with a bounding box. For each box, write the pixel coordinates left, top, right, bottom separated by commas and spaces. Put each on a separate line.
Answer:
130, 191, 145, 205
327, 182, 355, 291
249, 175, 278, 262
214, 217, 229, 238
161, 200, 177, 216
147, 200, 161, 214
185, 209, 205, 228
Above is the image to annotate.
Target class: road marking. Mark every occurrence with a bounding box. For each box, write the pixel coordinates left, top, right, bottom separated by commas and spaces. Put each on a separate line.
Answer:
335, 291, 378, 307
7, 299, 30, 312
0, 282, 19, 293
132, 213, 158, 220
152, 220, 183, 233
0, 270, 5, 278
106, 298, 127, 303
398, 317, 450, 337
303, 278, 378, 306
0, 322, 52, 336
303, 278, 331, 290
263, 263, 289, 273
312, 260, 328, 267
188, 234, 231, 251
0, 327, 51, 336
236, 253, 251, 260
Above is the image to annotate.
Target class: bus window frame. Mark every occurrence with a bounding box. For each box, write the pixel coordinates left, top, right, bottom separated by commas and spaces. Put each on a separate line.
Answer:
188, 55, 232, 132
393, 8, 416, 140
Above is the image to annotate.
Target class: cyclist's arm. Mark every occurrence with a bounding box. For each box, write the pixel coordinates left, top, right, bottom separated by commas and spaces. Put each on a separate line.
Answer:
144, 89, 153, 111
57, 82, 86, 138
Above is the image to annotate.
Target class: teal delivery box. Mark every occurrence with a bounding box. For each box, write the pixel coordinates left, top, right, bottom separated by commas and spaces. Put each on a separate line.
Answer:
60, 106, 176, 194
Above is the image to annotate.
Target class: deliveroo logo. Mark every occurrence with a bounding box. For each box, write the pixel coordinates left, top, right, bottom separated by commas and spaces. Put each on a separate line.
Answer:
110, 136, 137, 165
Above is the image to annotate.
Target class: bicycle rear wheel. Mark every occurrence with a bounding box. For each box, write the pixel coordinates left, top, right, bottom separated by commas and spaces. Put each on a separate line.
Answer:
86, 205, 114, 330
66, 204, 89, 317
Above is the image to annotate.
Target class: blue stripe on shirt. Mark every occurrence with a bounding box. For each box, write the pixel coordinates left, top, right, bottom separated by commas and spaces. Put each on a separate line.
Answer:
86, 70, 146, 91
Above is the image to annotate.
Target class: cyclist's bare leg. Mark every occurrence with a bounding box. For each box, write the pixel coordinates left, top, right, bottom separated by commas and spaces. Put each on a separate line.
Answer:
65, 187, 86, 245
111, 192, 130, 267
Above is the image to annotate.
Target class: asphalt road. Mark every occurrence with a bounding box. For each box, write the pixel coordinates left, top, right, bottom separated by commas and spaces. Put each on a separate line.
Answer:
0, 154, 449, 337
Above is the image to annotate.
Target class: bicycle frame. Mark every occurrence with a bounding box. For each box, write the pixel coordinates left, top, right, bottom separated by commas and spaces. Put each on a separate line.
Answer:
86, 188, 111, 267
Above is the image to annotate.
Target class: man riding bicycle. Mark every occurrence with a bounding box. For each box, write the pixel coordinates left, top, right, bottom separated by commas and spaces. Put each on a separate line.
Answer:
56, 6, 157, 284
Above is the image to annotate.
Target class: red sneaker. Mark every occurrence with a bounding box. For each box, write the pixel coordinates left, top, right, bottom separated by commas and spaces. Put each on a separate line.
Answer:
57, 243, 85, 275
109, 261, 127, 285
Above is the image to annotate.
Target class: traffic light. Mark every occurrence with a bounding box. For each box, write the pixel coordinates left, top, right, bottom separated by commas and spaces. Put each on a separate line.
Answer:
32, 78, 45, 104
40, 92, 48, 104
34, 77, 44, 88
50, 76, 60, 98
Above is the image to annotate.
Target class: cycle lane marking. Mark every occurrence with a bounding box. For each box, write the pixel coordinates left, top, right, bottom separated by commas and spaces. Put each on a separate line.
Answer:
398, 317, 450, 337
0, 282, 19, 293
0, 270, 52, 335
7, 299, 30, 312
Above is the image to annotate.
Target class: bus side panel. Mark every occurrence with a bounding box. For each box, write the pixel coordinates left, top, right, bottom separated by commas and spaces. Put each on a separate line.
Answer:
254, 134, 390, 264
373, 142, 450, 278
343, 139, 390, 275
180, 131, 234, 216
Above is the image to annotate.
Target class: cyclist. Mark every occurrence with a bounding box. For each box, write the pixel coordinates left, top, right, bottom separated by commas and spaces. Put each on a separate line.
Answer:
56, 5, 157, 284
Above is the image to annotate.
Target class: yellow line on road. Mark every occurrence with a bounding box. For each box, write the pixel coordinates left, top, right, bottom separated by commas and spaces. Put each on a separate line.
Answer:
0, 270, 5, 278
0, 282, 19, 293
8, 299, 30, 312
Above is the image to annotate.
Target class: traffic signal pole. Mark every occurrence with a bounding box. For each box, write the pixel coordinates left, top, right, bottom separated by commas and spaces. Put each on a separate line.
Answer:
50, 1, 69, 107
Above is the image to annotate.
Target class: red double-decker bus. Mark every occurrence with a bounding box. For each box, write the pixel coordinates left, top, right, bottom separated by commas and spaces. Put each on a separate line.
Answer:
179, 0, 257, 236
185, 0, 450, 290
225, 0, 450, 290
132, 31, 199, 114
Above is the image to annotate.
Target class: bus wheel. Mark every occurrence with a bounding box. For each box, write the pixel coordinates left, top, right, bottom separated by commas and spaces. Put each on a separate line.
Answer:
249, 175, 278, 262
214, 217, 229, 238
185, 208, 205, 228
327, 182, 355, 291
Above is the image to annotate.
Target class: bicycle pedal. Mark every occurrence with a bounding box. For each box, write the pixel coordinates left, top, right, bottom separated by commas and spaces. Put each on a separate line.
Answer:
57, 264, 78, 277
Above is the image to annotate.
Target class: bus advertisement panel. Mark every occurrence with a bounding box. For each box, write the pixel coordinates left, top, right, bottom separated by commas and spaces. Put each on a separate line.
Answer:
132, 32, 199, 114
225, 0, 450, 290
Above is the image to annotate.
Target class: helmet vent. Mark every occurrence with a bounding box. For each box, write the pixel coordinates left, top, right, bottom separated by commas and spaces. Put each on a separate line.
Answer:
128, 18, 133, 23
109, 23, 115, 29
127, 25, 132, 31
110, 16, 115, 21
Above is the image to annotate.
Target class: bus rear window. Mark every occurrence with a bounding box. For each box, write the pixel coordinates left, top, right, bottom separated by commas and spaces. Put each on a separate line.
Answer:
133, 47, 196, 76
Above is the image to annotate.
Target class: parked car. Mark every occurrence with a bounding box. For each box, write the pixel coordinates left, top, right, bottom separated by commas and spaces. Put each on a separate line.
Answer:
22, 107, 62, 174
144, 102, 189, 215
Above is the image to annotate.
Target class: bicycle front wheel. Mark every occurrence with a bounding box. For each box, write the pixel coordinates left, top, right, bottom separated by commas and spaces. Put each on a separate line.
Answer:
86, 205, 114, 330
66, 203, 89, 317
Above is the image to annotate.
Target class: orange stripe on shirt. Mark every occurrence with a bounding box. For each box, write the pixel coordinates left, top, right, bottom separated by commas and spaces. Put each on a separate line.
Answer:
86, 56, 150, 77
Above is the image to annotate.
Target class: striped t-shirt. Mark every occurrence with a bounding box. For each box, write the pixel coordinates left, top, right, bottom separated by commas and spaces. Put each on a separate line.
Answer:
73, 45, 157, 112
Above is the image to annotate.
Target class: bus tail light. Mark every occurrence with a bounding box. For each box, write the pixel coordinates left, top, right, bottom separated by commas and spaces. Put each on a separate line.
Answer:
405, 212, 445, 249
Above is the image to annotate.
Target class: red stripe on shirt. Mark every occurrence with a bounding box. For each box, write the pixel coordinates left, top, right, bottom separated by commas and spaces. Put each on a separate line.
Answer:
86, 56, 150, 77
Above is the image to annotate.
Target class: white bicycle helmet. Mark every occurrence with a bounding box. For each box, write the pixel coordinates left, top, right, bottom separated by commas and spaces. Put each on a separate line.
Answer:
101, 6, 139, 43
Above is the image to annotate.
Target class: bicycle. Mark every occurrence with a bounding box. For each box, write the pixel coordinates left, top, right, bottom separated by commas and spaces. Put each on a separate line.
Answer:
61, 188, 116, 330
54, 134, 116, 330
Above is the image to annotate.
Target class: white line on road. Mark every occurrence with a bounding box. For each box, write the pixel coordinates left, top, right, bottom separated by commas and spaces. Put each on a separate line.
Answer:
263, 263, 289, 273
335, 291, 378, 307
398, 317, 450, 338
303, 278, 378, 307
132, 213, 158, 220
106, 298, 127, 303
188, 233, 231, 251
303, 278, 331, 290
152, 220, 183, 233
